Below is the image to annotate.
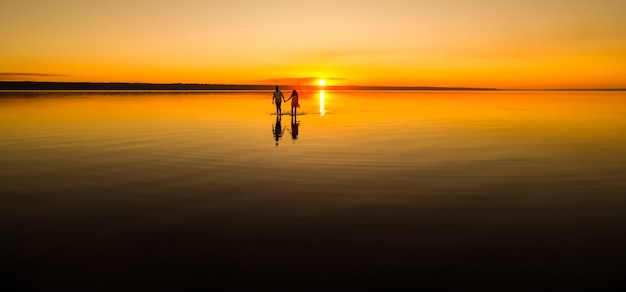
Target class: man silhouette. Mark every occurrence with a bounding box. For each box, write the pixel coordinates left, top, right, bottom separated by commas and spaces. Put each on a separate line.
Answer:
272, 86, 285, 115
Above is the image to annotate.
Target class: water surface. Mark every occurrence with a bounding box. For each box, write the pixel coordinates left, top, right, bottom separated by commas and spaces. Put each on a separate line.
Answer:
1, 90, 626, 290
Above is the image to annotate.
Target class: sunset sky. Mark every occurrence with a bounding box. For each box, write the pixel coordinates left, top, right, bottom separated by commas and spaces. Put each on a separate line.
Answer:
1, 0, 625, 89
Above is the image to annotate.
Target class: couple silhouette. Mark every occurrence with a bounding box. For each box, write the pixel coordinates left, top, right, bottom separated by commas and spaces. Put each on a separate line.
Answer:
272, 86, 300, 116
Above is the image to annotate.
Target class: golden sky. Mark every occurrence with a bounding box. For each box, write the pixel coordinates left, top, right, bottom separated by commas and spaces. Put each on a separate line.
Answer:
1, 0, 625, 88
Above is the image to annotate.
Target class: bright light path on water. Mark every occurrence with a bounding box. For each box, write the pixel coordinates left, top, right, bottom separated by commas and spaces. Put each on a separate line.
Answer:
319, 89, 326, 116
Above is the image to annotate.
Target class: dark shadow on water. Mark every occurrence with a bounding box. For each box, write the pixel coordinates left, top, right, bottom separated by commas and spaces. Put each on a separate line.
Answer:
270, 112, 307, 116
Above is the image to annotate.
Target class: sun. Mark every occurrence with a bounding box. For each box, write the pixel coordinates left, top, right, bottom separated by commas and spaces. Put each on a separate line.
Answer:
318, 79, 327, 86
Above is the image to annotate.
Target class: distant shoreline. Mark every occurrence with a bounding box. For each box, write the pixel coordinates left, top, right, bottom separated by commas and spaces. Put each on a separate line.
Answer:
0, 81, 624, 91
0, 81, 498, 91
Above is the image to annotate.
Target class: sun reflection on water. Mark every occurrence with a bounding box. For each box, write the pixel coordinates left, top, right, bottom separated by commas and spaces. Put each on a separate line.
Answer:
320, 89, 326, 116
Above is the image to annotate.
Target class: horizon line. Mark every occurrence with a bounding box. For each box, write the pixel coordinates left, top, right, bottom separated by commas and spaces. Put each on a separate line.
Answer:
0, 81, 625, 91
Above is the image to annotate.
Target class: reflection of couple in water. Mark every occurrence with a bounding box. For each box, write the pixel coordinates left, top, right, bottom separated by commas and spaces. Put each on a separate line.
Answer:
272, 114, 300, 146
272, 86, 300, 116
272, 86, 300, 146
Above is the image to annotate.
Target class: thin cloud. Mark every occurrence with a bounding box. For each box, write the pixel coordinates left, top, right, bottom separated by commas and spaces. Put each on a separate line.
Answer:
262, 77, 345, 85
0, 73, 67, 80
290, 49, 406, 60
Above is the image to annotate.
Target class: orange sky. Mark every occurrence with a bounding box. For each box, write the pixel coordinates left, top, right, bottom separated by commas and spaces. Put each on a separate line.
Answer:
1, 0, 625, 89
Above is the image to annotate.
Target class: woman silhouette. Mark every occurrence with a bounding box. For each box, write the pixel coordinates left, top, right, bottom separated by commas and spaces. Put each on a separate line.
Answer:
285, 90, 300, 116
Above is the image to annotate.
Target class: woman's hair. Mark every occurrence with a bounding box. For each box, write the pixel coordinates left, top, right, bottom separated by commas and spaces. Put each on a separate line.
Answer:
292, 90, 298, 96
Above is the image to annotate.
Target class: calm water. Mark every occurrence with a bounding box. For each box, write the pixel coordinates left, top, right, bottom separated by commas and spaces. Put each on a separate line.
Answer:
1, 90, 626, 290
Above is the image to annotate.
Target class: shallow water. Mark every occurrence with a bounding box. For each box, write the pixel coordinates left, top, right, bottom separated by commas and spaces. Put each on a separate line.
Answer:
1, 90, 626, 290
